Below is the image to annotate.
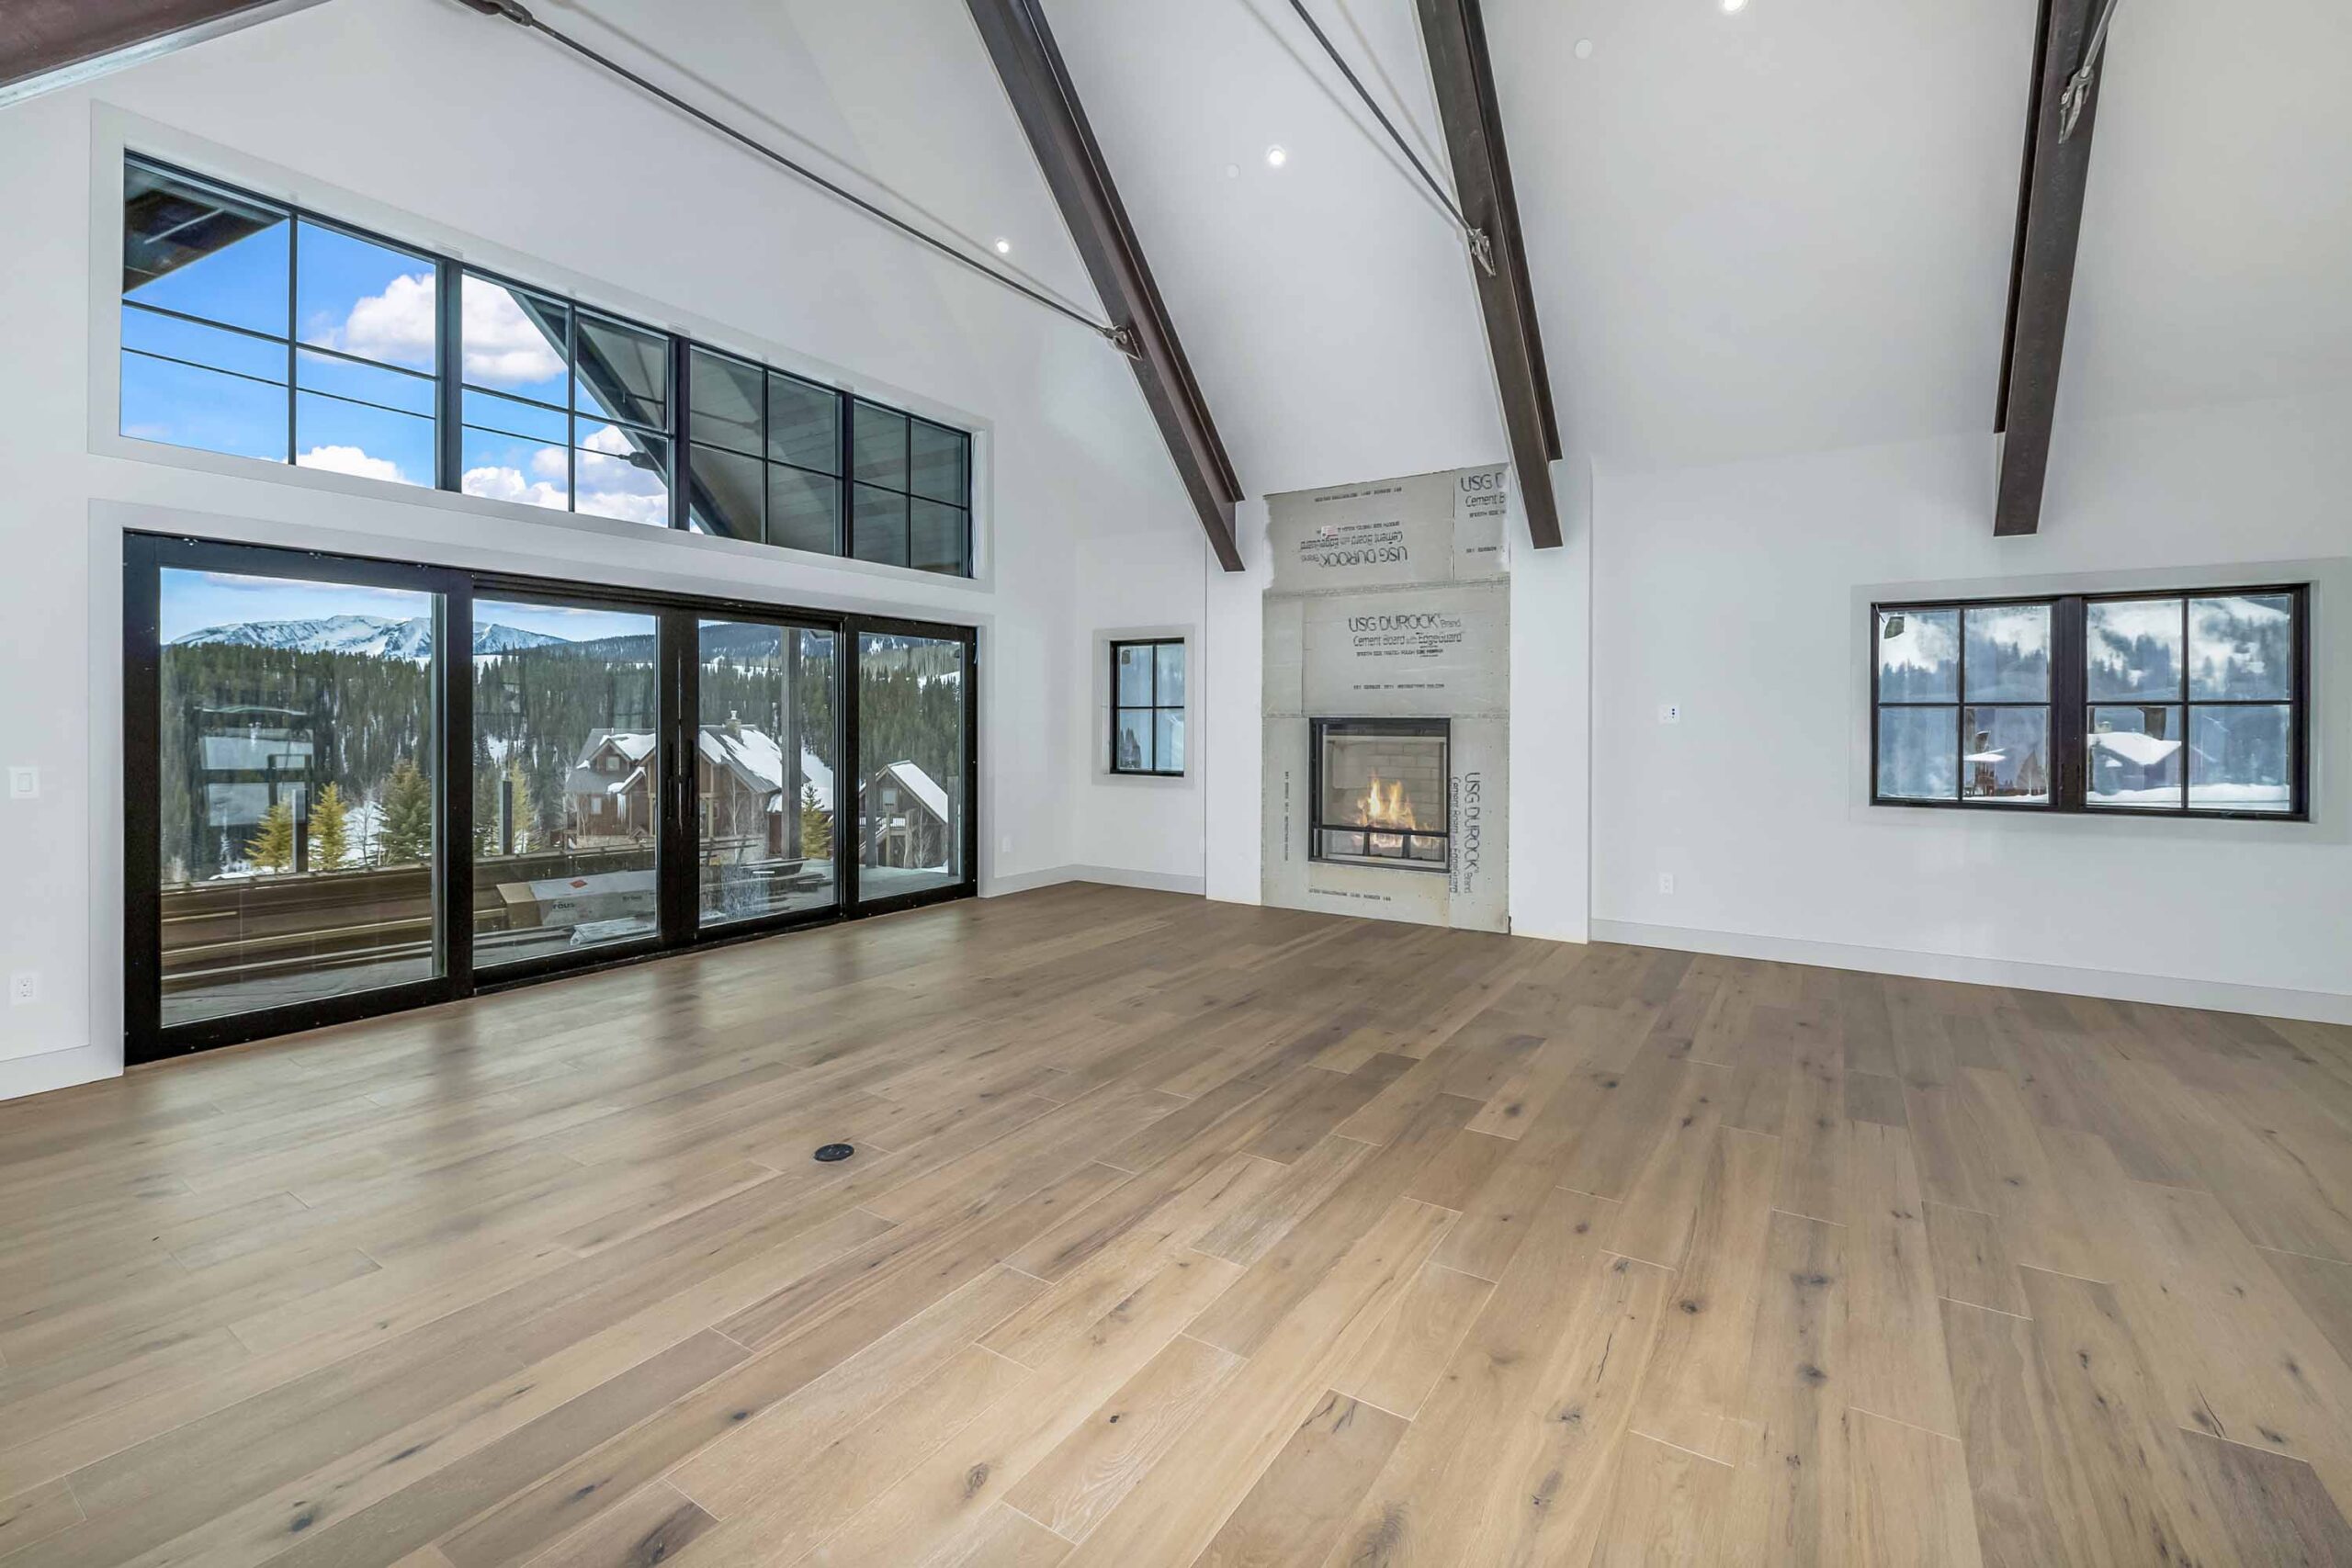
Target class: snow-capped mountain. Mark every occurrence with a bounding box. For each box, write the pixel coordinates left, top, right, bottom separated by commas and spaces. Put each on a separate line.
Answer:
168, 615, 571, 658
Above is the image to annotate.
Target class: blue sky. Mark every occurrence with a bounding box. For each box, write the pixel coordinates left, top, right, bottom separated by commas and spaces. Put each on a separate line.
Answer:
161, 569, 656, 646
124, 187, 666, 522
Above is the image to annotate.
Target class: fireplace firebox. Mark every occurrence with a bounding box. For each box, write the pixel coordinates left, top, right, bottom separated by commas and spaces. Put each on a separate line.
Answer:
1309, 717, 1450, 872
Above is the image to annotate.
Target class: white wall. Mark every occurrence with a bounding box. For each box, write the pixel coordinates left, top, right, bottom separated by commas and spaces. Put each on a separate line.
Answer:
0, 0, 1202, 1099
1581, 390, 2352, 1019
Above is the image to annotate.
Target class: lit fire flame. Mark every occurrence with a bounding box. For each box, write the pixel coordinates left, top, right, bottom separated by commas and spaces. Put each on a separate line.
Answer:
1356, 774, 1419, 835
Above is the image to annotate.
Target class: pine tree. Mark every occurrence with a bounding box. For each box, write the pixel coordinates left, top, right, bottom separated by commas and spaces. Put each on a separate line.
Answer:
245, 799, 297, 874
376, 756, 435, 865
799, 783, 831, 860
311, 784, 352, 869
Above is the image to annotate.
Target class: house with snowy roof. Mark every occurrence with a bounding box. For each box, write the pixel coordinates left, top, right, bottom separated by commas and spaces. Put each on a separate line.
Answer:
566, 720, 834, 858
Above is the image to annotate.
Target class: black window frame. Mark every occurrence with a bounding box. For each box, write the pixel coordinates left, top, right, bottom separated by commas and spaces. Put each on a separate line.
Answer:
124, 531, 979, 1066
1109, 637, 1186, 776
1870, 584, 2311, 821
119, 153, 973, 577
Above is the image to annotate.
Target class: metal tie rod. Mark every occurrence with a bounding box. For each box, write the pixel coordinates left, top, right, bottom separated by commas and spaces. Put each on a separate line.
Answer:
1282, 0, 1494, 276
456, 0, 1131, 348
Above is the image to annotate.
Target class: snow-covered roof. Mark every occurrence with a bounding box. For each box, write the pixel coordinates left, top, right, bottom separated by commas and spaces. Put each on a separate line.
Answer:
571, 728, 832, 811
863, 760, 949, 824
2090, 730, 2182, 767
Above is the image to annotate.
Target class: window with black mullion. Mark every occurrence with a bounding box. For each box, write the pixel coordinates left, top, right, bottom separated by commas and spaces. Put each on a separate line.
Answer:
684, 346, 842, 554
1874, 601, 2054, 806
2086, 589, 2301, 814
457, 275, 673, 525
1111, 639, 1186, 775
851, 400, 969, 575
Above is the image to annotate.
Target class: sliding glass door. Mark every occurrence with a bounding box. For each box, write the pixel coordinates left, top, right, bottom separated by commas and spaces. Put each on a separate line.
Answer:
471, 595, 662, 972
130, 541, 461, 1042
851, 626, 972, 908
695, 619, 840, 927
127, 536, 974, 1062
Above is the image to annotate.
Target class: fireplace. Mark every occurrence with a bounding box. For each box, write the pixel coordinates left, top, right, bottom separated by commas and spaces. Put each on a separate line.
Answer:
1310, 717, 1450, 871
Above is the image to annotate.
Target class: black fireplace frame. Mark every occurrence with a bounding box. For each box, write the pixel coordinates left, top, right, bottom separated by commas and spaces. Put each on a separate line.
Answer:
1308, 716, 1452, 873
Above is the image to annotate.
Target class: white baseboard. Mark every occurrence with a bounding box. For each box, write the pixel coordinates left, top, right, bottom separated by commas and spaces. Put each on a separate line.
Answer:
1590, 919, 2352, 1026
0, 1043, 121, 1105
982, 864, 1206, 898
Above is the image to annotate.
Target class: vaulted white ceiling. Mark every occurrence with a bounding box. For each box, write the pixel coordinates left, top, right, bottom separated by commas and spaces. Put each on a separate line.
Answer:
1050, 0, 2352, 489
554, 0, 2352, 508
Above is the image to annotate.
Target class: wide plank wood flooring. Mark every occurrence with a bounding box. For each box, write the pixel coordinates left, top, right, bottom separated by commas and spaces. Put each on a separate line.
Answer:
4, 883, 2352, 1565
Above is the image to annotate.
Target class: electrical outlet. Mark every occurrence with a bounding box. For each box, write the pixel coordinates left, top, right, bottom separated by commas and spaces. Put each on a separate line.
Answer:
999, 835, 1013, 855
1657, 873, 1676, 896
1657, 705, 1681, 726
6, 766, 35, 799
8, 972, 35, 1006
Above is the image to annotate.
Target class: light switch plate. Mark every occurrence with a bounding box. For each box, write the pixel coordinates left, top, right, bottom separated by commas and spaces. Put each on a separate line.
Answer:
6, 766, 35, 799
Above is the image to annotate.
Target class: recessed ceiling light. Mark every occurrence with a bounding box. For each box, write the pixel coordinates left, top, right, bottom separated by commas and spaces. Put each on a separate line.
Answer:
992, 237, 1012, 255
1721, 0, 1747, 11
1224, 163, 1241, 180
1574, 38, 1594, 58
1264, 144, 1288, 168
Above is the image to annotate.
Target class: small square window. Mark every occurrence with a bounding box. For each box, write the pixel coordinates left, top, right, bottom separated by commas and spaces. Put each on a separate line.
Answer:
1110, 638, 1186, 776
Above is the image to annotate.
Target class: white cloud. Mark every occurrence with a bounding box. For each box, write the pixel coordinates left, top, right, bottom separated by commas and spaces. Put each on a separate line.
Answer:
313, 272, 437, 370
308, 270, 566, 389
574, 423, 671, 525
459, 276, 567, 389
462, 463, 568, 513
298, 445, 407, 483
528, 445, 569, 481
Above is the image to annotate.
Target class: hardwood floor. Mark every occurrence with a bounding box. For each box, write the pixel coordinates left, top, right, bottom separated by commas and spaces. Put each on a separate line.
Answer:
4, 883, 2351, 1565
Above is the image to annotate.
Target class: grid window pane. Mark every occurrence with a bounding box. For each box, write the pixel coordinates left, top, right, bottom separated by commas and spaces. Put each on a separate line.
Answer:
689, 348, 763, 457
1877, 706, 1957, 800
124, 162, 290, 337
909, 500, 966, 575
459, 428, 567, 512
2087, 705, 2184, 808
2189, 705, 2292, 813
853, 485, 909, 565
1114, 709, 1151, 773
121, 353, 288, 462
1877, 608, 1958, 701
1156, 643, 1186, 705
768, 468, 841, 555
296, 394, 435, 489
1963, 604, 2051, 701
461, 275, 569, 404
574, 312, 669, 429
769, 374, 839, 472
574, 427, 671, 525
2087, 598, 2185, 701
688, 443, 763, 540
853, 401, 908, 489
1116, 645, 1155, 706
295, 221, 435, 372
1962, 706, 2051, 803
2189, 594, 2294, 700
909, 420, 967, 504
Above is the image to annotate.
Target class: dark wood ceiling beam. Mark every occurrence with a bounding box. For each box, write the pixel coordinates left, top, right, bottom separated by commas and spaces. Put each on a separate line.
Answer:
964, 0, 1247, 571
1995, 0, 2109, 536
1, 0, 284, 96
1415, 0, 1564, 550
